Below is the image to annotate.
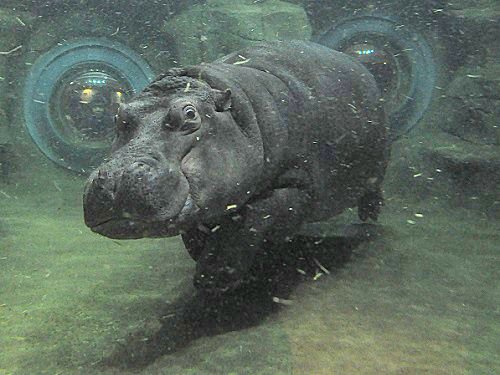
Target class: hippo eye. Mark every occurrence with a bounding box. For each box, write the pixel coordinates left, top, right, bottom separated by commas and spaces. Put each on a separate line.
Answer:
183, 105, 198, 121
163, 103, 201, 134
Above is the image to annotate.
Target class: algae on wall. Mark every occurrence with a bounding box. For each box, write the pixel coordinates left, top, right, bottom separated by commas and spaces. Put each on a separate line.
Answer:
163, 0, 312, 66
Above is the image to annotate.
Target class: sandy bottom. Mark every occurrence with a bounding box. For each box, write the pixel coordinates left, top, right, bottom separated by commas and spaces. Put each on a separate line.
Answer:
0, 167, 498, 374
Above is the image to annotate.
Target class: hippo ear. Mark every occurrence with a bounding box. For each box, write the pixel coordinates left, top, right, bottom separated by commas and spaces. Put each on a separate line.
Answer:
213, 89, 232, 112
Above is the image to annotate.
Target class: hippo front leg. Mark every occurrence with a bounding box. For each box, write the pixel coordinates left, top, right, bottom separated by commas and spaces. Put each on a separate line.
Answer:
192, 188, 311, 292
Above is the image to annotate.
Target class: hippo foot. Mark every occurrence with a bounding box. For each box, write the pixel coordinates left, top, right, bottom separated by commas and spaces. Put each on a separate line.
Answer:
357, 189, 383, 221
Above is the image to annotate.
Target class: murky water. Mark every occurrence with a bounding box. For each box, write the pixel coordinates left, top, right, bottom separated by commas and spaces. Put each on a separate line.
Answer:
0, 1, 498, 374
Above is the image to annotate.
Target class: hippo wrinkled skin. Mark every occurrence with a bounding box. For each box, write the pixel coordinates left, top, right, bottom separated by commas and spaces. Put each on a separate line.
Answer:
84, 41, 389, 293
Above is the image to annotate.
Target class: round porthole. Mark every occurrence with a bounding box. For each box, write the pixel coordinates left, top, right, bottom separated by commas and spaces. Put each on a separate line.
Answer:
23, 38, 155, 173
317, 15, 436, 140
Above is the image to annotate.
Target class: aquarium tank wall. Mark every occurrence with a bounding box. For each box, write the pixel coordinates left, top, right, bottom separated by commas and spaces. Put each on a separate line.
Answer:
0, 0, 498, 374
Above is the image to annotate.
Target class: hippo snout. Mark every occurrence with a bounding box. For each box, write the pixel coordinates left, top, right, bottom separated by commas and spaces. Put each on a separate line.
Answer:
83, 168, 118, 228
83, 156, 192, 238
114, 160, 180, 216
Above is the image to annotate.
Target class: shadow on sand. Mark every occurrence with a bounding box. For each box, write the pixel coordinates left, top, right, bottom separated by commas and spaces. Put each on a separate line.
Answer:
102, 223, 381, 370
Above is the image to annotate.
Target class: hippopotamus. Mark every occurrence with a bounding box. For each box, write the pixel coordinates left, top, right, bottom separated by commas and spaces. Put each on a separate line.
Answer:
83, 40, 389, 293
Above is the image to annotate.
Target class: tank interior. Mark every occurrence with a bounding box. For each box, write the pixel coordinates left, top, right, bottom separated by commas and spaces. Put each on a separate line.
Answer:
0, 1, 498, 373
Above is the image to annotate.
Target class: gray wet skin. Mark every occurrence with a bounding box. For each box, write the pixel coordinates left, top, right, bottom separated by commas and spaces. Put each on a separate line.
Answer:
83, 41, 390, 293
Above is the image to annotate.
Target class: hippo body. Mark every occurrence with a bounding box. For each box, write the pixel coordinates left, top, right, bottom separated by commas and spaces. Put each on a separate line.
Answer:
84, 41, 389, 292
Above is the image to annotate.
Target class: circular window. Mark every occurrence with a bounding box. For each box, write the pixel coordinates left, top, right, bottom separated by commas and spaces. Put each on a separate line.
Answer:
318, 15, 436, 140
24, 38, 155, 173
50, 66, 132, 149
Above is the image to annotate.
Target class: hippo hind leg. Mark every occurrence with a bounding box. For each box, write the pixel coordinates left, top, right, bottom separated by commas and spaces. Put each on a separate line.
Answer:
357, 188, 384, 222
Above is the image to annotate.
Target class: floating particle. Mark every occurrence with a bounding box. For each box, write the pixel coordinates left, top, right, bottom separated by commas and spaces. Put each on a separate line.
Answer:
0, 190, 12, 198
313, 272, 323, 281
233, 58, 250, 65
0, 45, 22, 55
313, 258, 330, 274
272, 296, 293, 305
16, 17, 26, 26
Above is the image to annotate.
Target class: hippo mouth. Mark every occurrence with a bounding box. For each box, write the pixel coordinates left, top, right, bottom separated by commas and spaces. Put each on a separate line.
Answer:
90, 194, 199, 239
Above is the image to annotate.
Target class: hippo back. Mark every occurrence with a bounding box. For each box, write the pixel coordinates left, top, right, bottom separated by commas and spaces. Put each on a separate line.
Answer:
188, 41, 388, 222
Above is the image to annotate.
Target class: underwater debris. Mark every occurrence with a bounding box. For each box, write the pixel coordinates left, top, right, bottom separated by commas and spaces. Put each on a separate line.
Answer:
347, 103, 358, 113
0, 190, 12, 198
0, 45, 22, 55
313, 272, 323, 281
16, 17, 26, 26
313, 258, 330, 275
233, 56, 250, 65
272, 296, 293, 306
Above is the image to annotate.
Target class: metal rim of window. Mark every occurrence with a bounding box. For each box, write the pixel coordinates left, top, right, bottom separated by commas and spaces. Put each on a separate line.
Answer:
317, 15, 436, 140
23, 38, 155, 173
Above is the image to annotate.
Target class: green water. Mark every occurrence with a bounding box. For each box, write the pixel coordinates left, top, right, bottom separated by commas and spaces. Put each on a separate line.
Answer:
1, 0, 499, 373
0, 152, 498, 374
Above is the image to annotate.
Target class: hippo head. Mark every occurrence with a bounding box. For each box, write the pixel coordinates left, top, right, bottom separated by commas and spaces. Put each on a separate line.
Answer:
83, 70, 263, 239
